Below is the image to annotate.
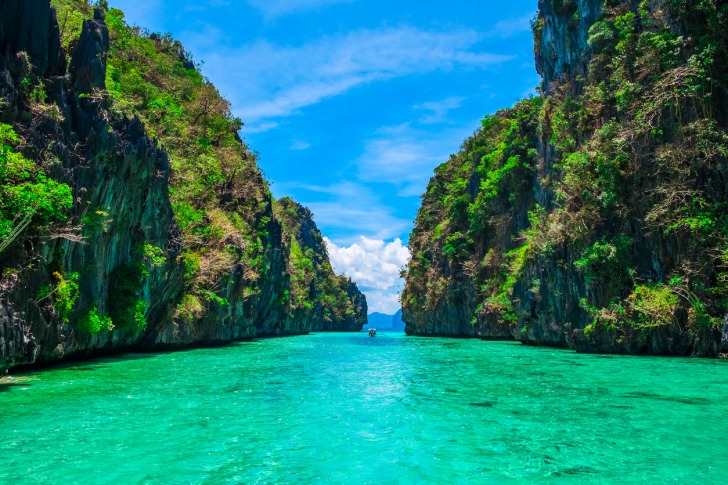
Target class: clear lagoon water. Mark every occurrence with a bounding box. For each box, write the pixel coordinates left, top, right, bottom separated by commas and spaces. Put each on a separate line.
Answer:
2, 331, 728, 483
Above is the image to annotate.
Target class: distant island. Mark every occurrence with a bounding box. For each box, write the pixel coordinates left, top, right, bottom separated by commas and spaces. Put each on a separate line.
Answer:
364, 310, 405, 331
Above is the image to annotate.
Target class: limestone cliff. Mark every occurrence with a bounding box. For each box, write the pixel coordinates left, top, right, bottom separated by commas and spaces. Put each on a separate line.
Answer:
276, 198, 367, 333
0, 1, 365, 371
403, 0, 728, 356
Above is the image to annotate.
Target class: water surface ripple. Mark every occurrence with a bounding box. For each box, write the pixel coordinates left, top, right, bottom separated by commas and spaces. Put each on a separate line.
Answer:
2, 332, 727, 483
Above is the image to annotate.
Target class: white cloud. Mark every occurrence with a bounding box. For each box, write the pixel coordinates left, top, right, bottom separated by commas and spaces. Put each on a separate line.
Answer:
193, 27, 512, 131
415, 96, 466, 125
355, 122, 478, 197
242, 121, 281, 134
290, 140, 312, 150
325, 237, 410, 314
273, 181, 411, 241
362, 290, 402, 315
306, 203, 410, 241
247, 0, 357, 18
490, 14, 535, 39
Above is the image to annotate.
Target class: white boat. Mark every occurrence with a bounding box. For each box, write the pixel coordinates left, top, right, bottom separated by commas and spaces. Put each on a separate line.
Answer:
368, 328, 376, 337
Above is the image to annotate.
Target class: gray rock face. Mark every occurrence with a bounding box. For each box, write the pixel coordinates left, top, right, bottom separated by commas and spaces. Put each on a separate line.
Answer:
404, 275, 478, 337
0, 0, 65, 77
69, 9, 109, 94
0, 2, 182, 370
535, 0, 602, 93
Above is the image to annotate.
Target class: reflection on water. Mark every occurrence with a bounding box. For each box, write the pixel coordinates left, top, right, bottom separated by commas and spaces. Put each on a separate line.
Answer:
1, 331, 728, 483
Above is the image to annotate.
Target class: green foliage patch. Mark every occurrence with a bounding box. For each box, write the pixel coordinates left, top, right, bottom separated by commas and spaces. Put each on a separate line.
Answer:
52, 271, 80, 323
0, 124, 72, 255
628, 284, 679, 329
78, 307, 114, 335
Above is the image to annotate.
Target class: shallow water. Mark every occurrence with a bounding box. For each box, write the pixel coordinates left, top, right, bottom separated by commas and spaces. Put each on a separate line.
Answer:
2, 332, 727, 483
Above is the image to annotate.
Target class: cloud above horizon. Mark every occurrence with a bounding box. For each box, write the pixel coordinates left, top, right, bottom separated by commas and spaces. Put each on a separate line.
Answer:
325, 237, 410, 314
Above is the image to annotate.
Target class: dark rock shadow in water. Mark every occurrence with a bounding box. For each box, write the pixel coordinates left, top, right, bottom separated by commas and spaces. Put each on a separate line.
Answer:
552, 466, 599, 476
622, 391, 711, 405
0, 381, 28, 392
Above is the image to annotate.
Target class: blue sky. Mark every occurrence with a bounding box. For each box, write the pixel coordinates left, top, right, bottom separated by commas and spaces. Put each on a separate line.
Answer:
111, 0, 539, 314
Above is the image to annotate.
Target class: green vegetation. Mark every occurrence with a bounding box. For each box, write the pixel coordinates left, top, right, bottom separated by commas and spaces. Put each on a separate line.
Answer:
176, 294, 204, 325
90, 3, 277, 316
140, 243, 166, 275
99, 4, 291, 324
574, 236, 632, 293
35, 0, 269, 328
51, 271, 80, 323
628, 284, 679, 329
0, 123, 72, 255
78, 307, 114, 335
403, 97, 541, 322
275, 198, 359, 323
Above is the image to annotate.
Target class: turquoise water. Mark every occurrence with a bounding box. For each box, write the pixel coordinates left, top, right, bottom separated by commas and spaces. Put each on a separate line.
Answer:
2, 332, 728, 484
